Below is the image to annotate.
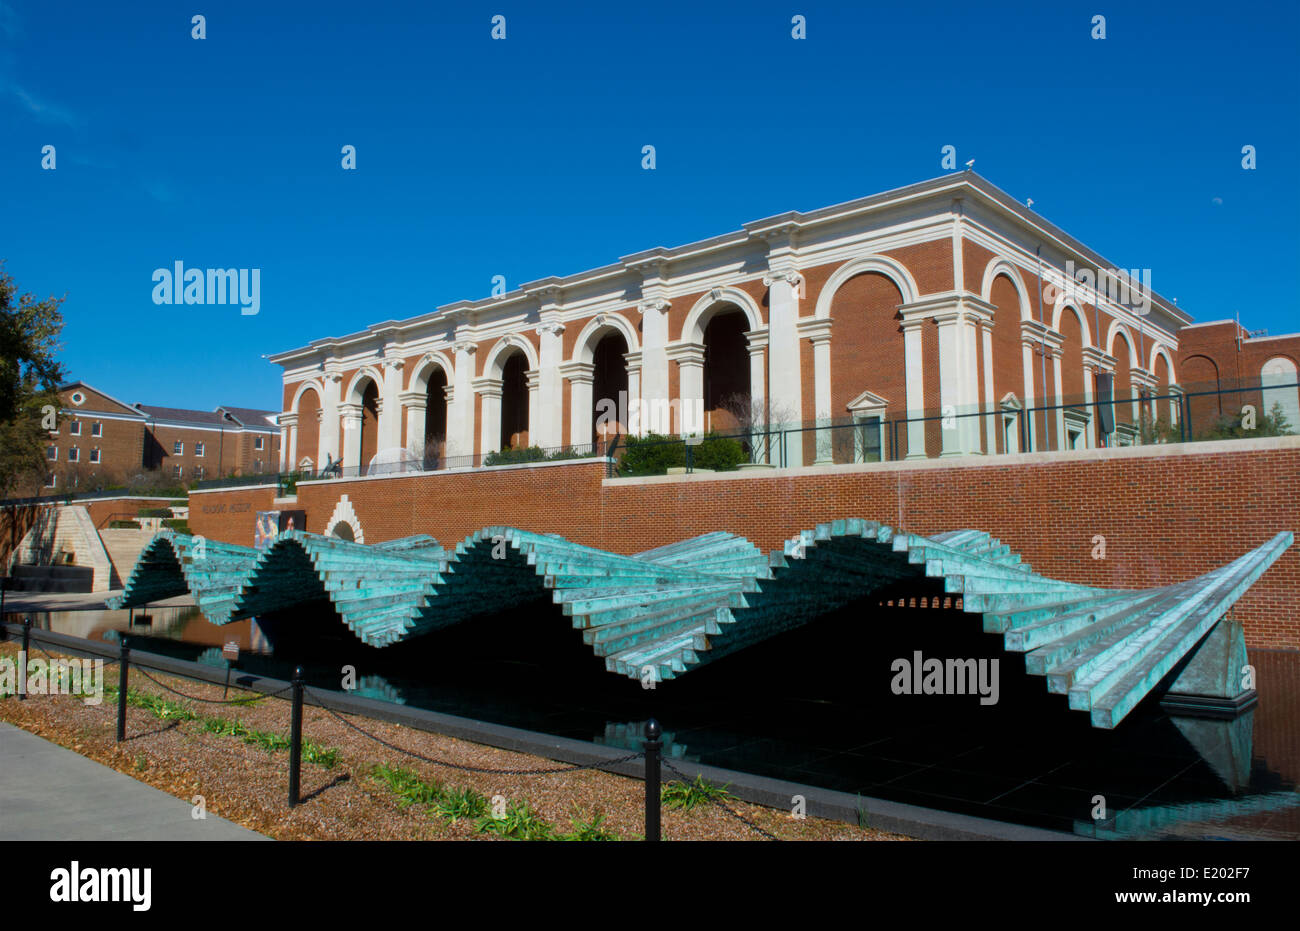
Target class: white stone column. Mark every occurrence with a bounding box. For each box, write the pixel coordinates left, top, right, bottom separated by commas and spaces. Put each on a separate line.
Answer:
451, 338, 477, 461
535, 316, 566, 449
934, 311, 969, 457
474, 376, 502, 457
339, 402, 363, 471
900, 318, 927, 459
667, 342, 706, 436
526, 369, 541, 448
1021, 336, 1040, 451
623, 351, 643, 436
278, 413, 296, 471
638, 299, 671, 433
400, 390, 427, 462
763, 269, 804, 454
379, 356, 405, 452
743, 328, 770, 462
980, 318, 997, 453
797, 318, 832, 464
1052, 349, 1066, 448
319, 369, 343, 469
561, 361, 595, 447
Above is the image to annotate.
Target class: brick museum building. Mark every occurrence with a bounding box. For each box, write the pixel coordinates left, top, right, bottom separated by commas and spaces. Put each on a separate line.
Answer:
269, 173, 1299, 475
43, 382, 280, 491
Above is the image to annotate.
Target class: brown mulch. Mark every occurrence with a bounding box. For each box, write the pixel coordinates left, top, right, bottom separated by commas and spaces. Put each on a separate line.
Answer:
0, 640, 912, 841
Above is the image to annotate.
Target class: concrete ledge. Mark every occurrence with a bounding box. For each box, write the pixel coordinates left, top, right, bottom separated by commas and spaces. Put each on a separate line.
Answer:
1, 622, 1079, 842
296, 457, 610, 488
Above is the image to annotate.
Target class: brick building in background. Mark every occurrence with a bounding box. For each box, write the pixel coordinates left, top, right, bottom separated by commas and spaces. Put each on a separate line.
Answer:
43, 382, 280, 491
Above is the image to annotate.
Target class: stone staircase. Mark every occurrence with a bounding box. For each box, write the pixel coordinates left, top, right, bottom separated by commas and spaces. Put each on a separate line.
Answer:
7, 505, 114, 592
99, 528, 156, 590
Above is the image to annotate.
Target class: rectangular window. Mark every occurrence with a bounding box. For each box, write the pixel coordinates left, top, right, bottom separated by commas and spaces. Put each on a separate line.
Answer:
194, 466, 205, 480
68, 447, 79, 462
92, 422, 102, 437
254, 436, 264, 450
46, 445, 57, 461
173, 440, 184, 455
90, 449, 101, 464
69, 421, 81, 436
45, 472, 56, 487
195, 441, 205, 457
254, 459, 262, 473
173, 465, 182, 478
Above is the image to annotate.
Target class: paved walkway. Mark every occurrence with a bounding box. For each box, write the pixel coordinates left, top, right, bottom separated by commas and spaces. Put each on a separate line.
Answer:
0, 722, 265, 840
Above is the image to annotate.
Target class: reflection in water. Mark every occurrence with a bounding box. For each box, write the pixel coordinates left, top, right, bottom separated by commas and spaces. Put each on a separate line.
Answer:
23, 601, 1300, 840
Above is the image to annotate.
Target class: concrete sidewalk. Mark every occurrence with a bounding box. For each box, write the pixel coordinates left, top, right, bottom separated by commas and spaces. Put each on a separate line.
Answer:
0, 722, 265, 840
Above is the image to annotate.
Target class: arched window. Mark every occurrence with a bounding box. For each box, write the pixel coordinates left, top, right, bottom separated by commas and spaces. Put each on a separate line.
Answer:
1261, 357, 1300, 435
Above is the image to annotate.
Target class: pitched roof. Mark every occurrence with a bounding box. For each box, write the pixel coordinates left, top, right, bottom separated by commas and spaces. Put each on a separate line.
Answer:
135, 405, 238, 427
218, 406, 280, 429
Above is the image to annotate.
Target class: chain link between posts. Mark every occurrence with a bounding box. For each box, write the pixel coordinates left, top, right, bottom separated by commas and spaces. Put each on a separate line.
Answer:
661, 756, 780, 841
306, 687, 643, 776
132, 664, 293, 703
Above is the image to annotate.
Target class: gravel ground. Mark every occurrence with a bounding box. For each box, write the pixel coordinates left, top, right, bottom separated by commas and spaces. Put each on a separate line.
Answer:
0, 640, 913, 842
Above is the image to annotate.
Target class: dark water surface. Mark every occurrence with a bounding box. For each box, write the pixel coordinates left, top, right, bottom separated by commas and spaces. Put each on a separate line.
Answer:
29, 598, 1300, 840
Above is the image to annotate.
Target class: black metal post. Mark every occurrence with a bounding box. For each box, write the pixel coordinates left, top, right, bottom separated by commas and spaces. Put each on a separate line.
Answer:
288, 666, 304, 807
19, 619, 31, 700
116, 637, 129, 740
644, 718, 661, 842
0, 576, 7, 620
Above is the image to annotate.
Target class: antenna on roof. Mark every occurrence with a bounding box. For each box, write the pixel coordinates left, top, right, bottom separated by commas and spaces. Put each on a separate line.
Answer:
964, 159, 975, 170
1026, 198, 1034, 208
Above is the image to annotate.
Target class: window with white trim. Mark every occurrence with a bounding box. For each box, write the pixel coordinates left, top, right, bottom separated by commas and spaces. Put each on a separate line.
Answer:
92, 422, 102, 437
195, 441, 205, 457
90, 448, 101, 464
45, 472, 56, 487
173, 464, 182, 478
68, 447, 79, 463
173, 440, 184, 455
46, 445, 57, 461
69, 421, 81, 436
254, 436, 264, 450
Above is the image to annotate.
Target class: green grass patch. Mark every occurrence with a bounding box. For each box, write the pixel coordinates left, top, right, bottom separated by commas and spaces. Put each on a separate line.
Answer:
476, 799, 555, 840
104, 683, 337, 768
661, 774, 733, 811
560, 807, 620, 841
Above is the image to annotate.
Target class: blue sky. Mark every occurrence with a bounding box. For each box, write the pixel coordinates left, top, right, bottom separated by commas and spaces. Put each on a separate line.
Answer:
2, 0, 1297, 411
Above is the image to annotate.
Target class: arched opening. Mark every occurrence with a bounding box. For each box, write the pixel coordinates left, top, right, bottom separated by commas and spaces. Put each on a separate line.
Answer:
1058, 309, 1087, 450
591, 332, 628, 446
990, 275, 1026, 453
295, 387, 321, 470
829, 272, 907, 462
424, 368, 448, 467
1181, 354, 1221, 437
360, 379, 379, 473
1261, 356, 1300, 434
1111, 331, 1135, 444
703, 308, 750, 433
500, 352, 530, 449
331, 521, 356, 542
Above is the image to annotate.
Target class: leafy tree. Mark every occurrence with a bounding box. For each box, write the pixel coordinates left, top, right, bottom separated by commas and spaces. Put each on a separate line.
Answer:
0, 263, 67, 499
1198, 400, 1295, 440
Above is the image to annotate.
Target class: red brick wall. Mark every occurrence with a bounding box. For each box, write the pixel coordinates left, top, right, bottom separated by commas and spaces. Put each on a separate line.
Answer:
186, 441, 1300, 648
188, 485, 278, 542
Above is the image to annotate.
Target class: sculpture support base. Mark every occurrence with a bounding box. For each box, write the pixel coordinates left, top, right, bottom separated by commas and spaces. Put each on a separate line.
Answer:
1160, 619, 1256, 720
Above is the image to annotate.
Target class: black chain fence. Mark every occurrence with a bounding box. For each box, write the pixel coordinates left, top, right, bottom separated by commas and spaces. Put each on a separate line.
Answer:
661, 756, 780, 841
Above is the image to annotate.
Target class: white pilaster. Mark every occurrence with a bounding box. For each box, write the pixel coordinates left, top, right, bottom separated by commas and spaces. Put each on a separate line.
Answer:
796, 317, 833, 464
532, 287, 566, 449
399, 390, 427, 459
380, 355, 405, 451
339, 402, 363, 471
474, 376, 502, 456
319, 368, 343, 469
451, 336, 477, 460
561, 361, 595, 447
667, 342, 706, 436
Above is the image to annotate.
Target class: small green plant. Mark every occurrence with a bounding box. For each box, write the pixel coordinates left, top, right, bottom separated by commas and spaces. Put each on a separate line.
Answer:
561, 807, 620, 841
373, 764, 443, 808
855, 794, 870, 829
476, 800, 555, 840
133, 754, 147, 772
483, 445, 549, 466
434, 785, 490, 823
661, 774, 733, 811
